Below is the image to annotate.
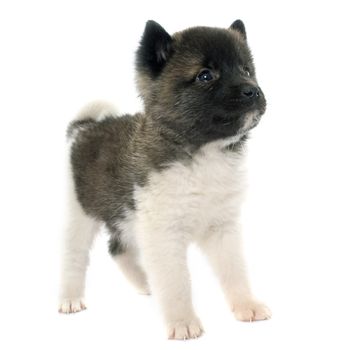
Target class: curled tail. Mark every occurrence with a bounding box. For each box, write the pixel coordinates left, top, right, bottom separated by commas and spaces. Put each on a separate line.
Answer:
67, 100, 119, 139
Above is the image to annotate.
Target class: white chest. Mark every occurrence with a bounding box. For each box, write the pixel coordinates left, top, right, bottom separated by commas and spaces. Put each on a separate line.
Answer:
134, 140, 247, 236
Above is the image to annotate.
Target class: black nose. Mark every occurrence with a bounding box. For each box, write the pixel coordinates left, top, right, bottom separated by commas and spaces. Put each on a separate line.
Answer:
241, 85, 260, 99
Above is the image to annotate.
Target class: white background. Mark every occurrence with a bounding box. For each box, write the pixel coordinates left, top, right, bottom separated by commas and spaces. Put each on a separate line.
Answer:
1, 0, 349, 349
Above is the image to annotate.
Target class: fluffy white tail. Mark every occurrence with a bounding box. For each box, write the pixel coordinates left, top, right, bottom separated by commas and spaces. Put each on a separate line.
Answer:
74, 100, 119, 121
67, 101, 119, 139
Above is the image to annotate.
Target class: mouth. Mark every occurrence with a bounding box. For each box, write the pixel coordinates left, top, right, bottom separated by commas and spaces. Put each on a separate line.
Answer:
212, 114, 236, 126
212, 108, 263, 131
240, 109, 262, 132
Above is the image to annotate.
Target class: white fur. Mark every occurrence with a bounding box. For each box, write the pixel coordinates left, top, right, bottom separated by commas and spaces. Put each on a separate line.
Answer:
132, 138, 270, 338
59, 102, 115, 313
68, 100, 119, 140
242, 110, 260, 131
113, 250, 150, 295
75, 100, 118, 121
58, 158, 101, 313
60, 108, 271, 334
113, 209, 150, 294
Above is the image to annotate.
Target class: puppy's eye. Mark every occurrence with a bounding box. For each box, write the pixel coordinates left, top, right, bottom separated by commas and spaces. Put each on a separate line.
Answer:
197, 69, 213, 82
243, 66, 251, 77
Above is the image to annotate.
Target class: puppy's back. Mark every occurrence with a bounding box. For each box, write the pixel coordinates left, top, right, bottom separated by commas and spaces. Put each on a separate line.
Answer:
68, 110, 143, 221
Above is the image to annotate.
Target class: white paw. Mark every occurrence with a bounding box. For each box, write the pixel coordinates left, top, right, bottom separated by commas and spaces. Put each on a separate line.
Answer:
137, 287, 151, 296
233, 300, 271, 322
59, 299, 87, 314
167, 317, 204, 340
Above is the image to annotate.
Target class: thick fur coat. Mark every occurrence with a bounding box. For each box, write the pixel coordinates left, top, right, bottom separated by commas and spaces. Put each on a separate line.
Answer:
59, 20, 271, 340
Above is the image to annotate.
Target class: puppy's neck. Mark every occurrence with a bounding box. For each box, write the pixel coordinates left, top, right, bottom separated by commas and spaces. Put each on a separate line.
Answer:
143, 115, 247, 158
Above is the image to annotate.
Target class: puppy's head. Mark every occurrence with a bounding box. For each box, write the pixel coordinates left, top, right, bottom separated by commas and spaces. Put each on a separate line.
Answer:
136, 20, 266, 145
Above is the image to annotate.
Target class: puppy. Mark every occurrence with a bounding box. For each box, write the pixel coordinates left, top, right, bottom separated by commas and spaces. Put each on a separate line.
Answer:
59, 20, 271, 340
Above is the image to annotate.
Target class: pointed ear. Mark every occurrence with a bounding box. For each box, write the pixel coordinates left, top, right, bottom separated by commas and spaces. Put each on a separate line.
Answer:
136, 20, 173, 77
229, 19, 247, 40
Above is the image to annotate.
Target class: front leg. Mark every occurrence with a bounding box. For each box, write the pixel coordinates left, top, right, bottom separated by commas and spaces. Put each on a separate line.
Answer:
137, 225, 203, 340
197, 223, 271, 322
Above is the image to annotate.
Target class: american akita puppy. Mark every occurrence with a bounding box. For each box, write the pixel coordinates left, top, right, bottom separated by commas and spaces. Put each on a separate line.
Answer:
59, 19, 271, 340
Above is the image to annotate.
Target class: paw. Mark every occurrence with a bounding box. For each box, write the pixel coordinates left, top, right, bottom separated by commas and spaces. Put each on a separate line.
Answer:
137, 288, 151, 296
233, 300, 271, 322
59, 299, 87, 314
167, 317, 204, 340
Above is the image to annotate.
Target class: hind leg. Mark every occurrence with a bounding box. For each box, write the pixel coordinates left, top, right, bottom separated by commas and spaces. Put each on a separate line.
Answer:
59, 180, 100, 313
113, 249, 150, 295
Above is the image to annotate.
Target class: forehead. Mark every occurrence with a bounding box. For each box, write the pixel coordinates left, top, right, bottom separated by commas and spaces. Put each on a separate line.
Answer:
172, 27, 251, 68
